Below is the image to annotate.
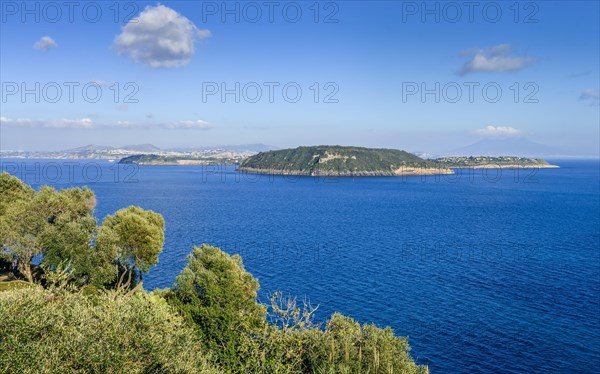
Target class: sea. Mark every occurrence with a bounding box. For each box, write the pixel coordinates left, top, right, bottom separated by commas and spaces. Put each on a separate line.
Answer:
2, 158, 599, 373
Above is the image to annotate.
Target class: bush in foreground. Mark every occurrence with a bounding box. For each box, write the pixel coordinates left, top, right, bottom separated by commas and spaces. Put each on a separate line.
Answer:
166, 244, 428, 374
0, 287, 216, 373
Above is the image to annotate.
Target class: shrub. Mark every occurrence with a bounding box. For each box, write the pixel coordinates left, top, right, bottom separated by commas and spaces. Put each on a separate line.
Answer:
304, 313, 429, 374
0, 287, 217, 373
167, 244, 267, 371
166, 245, 428, 374
0, 280, 33, 292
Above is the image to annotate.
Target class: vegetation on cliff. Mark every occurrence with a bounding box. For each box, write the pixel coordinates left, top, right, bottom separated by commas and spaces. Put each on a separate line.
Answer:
0, 172, 428, 374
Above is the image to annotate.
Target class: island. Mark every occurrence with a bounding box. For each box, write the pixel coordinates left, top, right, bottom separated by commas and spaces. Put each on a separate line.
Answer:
118, 154, 240, 166
435, 156, 559, 169
237, 146, 560, 176
237, 145, 454, 176
117, 147, 559, 174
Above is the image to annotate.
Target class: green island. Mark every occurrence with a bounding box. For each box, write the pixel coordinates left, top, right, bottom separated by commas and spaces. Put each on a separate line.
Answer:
238, 145, 453, 176
237, 145, 558, 176
0, 172, 428, 374
119, 154, 238, 166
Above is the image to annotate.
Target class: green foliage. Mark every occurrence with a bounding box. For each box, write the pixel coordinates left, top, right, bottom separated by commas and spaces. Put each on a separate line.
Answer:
0, 174, 165, 288
167, 245, 428, 374
0, 185, 53, 282
36, 187, 114, 286
239, 146, 439, 176
303, 313, 428, 374
239, 295, 428, 373
0, 280, 34, 292
0, 172, 34, 216
167, 244, 267, 370
98, 206, 165, 287
0, 287, 217, 373
0, 176, 115, 285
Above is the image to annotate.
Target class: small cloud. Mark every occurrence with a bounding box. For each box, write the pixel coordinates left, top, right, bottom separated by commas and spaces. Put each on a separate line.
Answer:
90, 80, 106, 87
114, 4, 211, 68
0, 117, 93, 128
474, 125, 521, 137
33, 36, 57, 51
579, 88, 599, 106
146, 113, 154, 119
161, 120, 212, 130
489, 43, 512, 56
197, 29, 213, 39
116, 120, 132, 127
459, 44, 534, 75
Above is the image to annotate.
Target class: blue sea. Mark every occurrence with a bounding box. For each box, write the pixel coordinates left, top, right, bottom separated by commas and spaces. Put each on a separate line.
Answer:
2, 158, 599, 373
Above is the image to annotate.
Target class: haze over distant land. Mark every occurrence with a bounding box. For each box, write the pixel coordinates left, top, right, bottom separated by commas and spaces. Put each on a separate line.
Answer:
0, 138, 595, 160
0, 144, 280, 160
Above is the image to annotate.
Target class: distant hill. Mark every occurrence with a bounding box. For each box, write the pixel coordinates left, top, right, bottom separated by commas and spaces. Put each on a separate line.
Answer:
238, 145, 452, 176
63, 144, 115, 153
448, 138, 580, 158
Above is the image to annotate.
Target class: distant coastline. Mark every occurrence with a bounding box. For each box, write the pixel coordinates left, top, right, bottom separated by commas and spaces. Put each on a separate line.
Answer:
1, 145, 562, 172
452, 164, 560, 169
436, 156, 559, 169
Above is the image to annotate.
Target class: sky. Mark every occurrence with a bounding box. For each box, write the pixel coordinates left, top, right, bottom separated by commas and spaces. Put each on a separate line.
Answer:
0, 0, 599, 155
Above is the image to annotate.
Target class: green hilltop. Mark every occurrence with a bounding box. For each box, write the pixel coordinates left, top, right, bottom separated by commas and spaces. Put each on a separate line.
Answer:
239, 145, 452, 176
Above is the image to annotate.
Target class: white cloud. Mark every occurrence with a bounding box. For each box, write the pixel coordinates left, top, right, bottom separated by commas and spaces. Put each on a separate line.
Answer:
90, 80, 106, 87
33, 36, 57, 51
0, 117, 212, 130
459, 44, 534, 75
197, 29, 212, 39
162, 120, 211, 129
0, 117, 92, 128
489, 43, 512, 56
579, 88, 599, 105
474, 125, 521, 137
114, 5, 211, 68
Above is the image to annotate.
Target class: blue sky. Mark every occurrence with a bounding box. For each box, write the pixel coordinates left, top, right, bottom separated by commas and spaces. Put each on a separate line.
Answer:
0, 1, 598, 154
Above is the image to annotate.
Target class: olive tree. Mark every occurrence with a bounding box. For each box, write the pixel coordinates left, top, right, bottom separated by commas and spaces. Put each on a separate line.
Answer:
167, 244, 267, 370
97, 206, 165, 289
0, 173, 115, 285
0, 172, 34, 215
38, 187, 117, 287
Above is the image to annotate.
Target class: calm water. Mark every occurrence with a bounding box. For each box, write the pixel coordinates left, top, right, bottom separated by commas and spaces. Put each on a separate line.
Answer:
2, 158, 599, 373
